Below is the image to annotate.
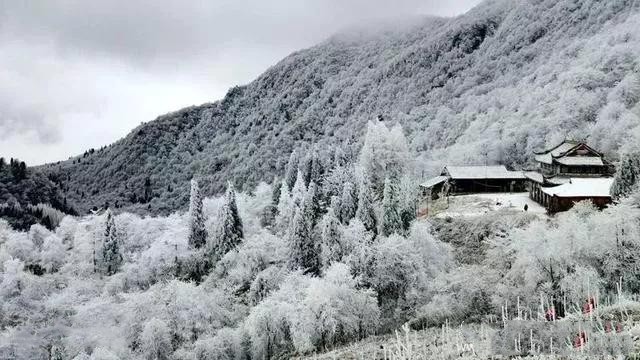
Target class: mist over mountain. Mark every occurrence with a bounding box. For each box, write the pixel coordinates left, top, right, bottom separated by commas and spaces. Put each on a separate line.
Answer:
36, 0, 640, 214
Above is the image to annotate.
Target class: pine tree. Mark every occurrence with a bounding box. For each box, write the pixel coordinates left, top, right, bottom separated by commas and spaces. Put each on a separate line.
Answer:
284, 150, 300, 191
291, 170, 307, 208
276, 182, 295, 233
288, 183, 321, 276
302, 181, 321, 228
271, 177, 282, 206
301, 147, 323, 188
611, 152, 640, 199
339, 182, 357, 224
381, 176, 402, 237
356, 174, 378, 236
320, 208, 342, 269
211, 182, 244, 261
102, 210, 122, 275
188, 179, 207, 249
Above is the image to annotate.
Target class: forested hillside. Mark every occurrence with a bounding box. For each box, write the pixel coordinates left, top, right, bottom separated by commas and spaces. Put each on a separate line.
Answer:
0, 158, 76, 230
36, 0, 640, 215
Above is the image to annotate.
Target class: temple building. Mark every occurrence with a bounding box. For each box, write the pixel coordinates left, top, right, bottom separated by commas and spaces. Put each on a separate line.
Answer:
420, 165, 527, 199
524, 140, 615, 213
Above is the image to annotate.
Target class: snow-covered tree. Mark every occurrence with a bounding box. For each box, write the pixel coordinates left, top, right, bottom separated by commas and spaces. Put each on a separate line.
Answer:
140, 318, 172, 360
356, 174, 377, 236
211, 182, 244, 261
40, 234, 65, 273
320, 208, 342, 269
338, 182, 357, 225
291, 170, 306, 208
301, 147, 324, 188
102, 210, 122, 276
611, 152, 640, 199
302, 181, 321, 228
359, 120, 411, 195
284, 149, 300, 191
381, 177, 402, 237
288, 186, 321, 275
188, 179, 207, 249
275, 182, 295, 233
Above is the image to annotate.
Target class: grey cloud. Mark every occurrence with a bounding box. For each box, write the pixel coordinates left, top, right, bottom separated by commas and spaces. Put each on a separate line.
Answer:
0, 0, 481, 66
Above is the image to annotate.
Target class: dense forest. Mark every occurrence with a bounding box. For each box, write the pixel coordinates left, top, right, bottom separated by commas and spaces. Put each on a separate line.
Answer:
2, 121, 640, 359
0, 158, 76, 230
10, 0, 635, 216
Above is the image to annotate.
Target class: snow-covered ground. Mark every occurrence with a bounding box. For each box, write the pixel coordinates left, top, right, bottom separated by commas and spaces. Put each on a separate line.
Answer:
427, 192, 546, 218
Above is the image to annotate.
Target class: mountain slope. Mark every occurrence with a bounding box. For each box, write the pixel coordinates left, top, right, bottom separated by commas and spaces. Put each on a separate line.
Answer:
40, 0, 640, 215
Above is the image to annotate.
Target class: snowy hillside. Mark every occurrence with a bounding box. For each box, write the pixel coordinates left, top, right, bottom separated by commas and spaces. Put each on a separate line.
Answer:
31, 0, 640, 215
3, 116, 640, 358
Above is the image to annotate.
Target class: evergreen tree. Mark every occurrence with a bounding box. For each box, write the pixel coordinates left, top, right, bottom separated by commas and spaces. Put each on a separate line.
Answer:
301, 147, 324, 188
398, 176, 418, 232
271, 177, 282, 206
381, 176, 402, 237
320, 208, 342, 269
284, 149, 300, 191
356, 174, 378, 236
611, 152, 640, 199
288, 183, 321, 276
275, 182, 295, 233
211, 182, 244, 261
188, 179, 207, 249
338, 182, 357, 225
302, 181, 321, 228
291, 170, 307, 208
102, 210, 122, 275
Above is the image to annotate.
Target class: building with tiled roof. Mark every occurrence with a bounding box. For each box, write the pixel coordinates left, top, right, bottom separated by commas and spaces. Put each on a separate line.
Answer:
526, 140, 615, 212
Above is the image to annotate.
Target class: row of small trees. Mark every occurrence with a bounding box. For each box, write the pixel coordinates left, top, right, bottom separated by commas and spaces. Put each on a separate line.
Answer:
97, 178, 245, 279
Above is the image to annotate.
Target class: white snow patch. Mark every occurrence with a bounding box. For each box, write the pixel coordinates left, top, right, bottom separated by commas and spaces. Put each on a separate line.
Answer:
429, 192, 546, 218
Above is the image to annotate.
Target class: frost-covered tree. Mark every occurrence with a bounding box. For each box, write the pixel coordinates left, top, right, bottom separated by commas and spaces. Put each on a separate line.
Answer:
300, 147, 323, 188
102, 210, 122, 276
188, 179, 207, 249
398, 175, 419, 232
301, 181, 321, 228
359, 120, 411, 195
40, 235, 65, 273
284, 149, 300, 191
356, 174, 377, 236
211, 182, 244, 261
320, 208, 342, 269
611, 152, 640, 199
275, 182, 295, 233
140, 318, 172, 360
381, 177, 402, 237
290, 170, 306, 208
338, 182, 357, 225
288, 185, 321, 276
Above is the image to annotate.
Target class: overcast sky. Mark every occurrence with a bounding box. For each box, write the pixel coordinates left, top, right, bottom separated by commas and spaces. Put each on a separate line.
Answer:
0, 0, 481, 165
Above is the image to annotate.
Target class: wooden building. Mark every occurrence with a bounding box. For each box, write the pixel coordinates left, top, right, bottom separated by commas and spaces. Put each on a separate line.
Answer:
525, 140, 615, 213
420, 165, 526, 198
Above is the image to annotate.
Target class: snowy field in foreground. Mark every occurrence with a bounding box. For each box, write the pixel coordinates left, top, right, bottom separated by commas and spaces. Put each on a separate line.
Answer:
430, 193, 546, 218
